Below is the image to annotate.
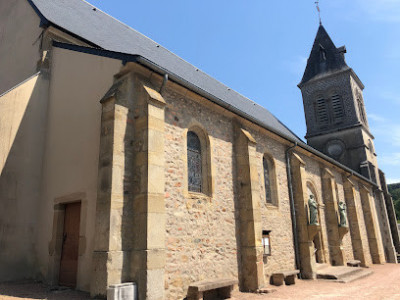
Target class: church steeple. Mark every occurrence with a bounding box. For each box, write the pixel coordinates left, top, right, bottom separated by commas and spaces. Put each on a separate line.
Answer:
299, 25, 380, 184
299, 25, 349, 87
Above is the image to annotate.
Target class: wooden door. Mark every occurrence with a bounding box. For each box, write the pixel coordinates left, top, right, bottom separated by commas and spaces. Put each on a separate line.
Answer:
59, 202, 81, 287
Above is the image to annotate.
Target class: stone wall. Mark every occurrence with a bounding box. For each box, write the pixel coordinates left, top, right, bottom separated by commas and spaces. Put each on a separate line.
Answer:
155, 73, 386, 297
163, 87, 238, 299
250, 129, 295, 280
301, 155, 331, 264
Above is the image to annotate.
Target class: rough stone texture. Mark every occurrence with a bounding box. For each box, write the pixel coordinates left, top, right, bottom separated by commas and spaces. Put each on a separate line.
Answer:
300, 68, 381, 188
299, 62, 397, 265
290, 153, 317, 279
0, 3, 396, 298
163, 86, 239, 299
300, 71, 362, 138
342, 177, 368, 266
233, 125, 265, 292
128, 72, 167, 300
359, 186, 385, 264
301, 155, 331, 264
251, 129, 296, 281
321, 168, 346, 266
91, 74, 135, 297
353, 183, 373, 266
373, 190, 397, 263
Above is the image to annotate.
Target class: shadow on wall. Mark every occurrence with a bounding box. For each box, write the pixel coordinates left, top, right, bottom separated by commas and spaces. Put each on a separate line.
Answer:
0, 73, 49, 281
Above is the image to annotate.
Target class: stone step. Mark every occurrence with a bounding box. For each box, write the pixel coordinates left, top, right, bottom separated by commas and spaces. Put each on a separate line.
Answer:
337, 269, 374, 283
316, 266, 372, 282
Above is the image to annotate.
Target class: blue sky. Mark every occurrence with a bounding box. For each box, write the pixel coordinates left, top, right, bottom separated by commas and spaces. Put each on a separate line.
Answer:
86, 0, 400, 183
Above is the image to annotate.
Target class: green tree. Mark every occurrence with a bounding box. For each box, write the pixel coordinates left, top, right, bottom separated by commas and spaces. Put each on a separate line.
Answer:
388, 183, 400, 222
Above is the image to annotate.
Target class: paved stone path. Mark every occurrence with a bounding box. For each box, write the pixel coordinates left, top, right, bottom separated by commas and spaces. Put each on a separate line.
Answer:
232, 264, 400, 299
0, 264, 399, 299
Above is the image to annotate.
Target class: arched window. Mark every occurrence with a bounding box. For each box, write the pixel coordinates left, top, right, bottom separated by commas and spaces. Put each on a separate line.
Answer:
187, 131, 202, 192
263, 154, 278, 206
357, 98, 366, 124
263, 156, 272, 203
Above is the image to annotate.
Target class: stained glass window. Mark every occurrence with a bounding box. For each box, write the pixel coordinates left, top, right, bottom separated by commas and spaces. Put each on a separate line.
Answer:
263, 156, 272, 203
187, 131, 202, 192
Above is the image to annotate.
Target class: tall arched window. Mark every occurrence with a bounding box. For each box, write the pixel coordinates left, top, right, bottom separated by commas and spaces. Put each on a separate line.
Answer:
263, 154, 278, 206
357, 98, 366, 124
187, 131, 202, 192
263, 156, 272, 204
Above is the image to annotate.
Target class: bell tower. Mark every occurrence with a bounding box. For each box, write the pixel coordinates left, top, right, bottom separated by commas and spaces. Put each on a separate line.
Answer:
298, 25, 379, 184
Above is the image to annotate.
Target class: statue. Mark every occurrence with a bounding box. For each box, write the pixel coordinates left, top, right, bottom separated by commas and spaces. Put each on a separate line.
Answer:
308, 195, 319, 225
338, 201, 347, 227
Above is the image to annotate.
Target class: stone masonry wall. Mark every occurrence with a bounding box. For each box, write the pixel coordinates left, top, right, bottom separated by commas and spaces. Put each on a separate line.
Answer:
250, 129, 295, 281
151, 74, 380, 298
301, 155, 330, 264
353, 183, 373, 266
300, 155, 355, 264
163, 87, 238, 299
333, 173, 354, 262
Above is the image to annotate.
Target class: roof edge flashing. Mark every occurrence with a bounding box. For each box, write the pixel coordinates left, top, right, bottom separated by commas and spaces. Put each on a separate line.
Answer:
51, 41, 377, 189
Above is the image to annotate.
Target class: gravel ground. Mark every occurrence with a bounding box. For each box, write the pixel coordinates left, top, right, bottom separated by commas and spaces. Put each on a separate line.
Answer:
232, 263, 400, 300
0, 282, 91, 300
0, 264, 399, 299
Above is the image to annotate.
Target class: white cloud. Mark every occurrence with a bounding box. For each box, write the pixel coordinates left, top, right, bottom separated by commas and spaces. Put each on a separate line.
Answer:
379, 152, 400, 166
387, 178, 400, 184
382, 92, 400, 105
283, 56, 307, 77
371, 123, 400, 147
368, 113, 386, 122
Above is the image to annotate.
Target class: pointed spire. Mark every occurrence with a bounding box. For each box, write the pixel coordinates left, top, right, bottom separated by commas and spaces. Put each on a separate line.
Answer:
299, 25, 349, 86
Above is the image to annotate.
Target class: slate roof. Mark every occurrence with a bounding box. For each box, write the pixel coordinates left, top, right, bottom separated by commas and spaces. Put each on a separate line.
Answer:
300, 25, 349, 86
28, 0, 301, 142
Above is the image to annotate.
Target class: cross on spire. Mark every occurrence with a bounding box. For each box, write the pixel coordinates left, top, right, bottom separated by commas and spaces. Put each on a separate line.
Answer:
315, 1, 322, 25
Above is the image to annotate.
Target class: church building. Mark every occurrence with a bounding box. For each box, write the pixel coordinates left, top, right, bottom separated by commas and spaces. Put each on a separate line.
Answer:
0, 0, 399, 299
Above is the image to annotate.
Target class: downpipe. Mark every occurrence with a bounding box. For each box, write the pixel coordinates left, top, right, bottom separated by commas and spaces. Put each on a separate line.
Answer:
285, 142, 301, 278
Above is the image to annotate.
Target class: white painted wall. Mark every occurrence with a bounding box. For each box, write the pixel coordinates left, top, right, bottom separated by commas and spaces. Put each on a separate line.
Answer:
37, 47, 121, 291
0, 72, 50, 280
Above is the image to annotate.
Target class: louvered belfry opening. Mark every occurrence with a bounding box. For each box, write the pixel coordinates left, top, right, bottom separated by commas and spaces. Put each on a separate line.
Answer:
315, 94, 344, 126
316, 97, 328, 125
331, 94, 344, 122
